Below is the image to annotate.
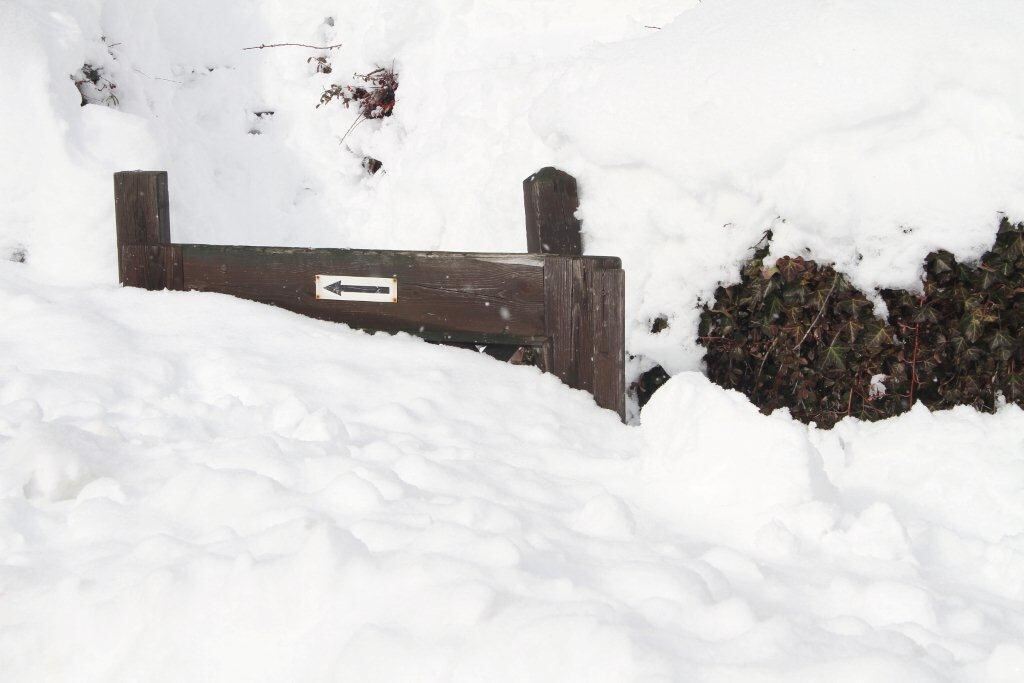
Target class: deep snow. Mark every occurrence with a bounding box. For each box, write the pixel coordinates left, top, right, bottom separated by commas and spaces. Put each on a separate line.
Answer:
2, 265, 1024, 681
8, 0, 1024, 381
4, 0, 1024, 680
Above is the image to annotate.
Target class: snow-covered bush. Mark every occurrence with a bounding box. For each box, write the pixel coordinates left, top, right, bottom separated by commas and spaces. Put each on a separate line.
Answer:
71, 62, 118, 107
317, 65, 398, 142
700, 219, 1024, 427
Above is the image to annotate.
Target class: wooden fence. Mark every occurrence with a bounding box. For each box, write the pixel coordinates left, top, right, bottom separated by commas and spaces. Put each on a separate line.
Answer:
114, 168, 626, 419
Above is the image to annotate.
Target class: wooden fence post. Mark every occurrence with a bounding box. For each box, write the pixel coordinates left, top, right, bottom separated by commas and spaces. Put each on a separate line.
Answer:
112, 168, 625, 420
523, 167, 583, 256
526, 167, 625, 420
114, 170, 182, 290
590, 268, 625, 419
543, 257, 625, 420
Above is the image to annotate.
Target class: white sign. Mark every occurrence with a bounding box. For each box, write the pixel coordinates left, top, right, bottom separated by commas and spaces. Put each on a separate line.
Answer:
315, 274, 397, 303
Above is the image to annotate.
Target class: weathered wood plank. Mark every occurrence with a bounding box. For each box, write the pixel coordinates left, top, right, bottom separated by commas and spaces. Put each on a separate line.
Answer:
118, 244, 146, 290
523, 167, 583, 256
114, 171, 173, 289
543, 256, 584, 385
119, 245, 184, 291
576, 260, 599, 395
591, 268, 626, 419
180, 244, 551, 344
165, 244, 185, 291
114, 171, 170, 246
543, 256, 625, 418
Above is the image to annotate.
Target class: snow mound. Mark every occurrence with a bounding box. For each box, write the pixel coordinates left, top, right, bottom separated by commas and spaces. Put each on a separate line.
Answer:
8, 0, 1024, 380
2, 264, 1024, 680
640, 373, 836, 552
532, 0, 1024, 373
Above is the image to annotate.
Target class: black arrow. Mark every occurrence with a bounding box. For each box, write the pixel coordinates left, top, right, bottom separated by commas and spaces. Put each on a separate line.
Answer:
325, 281, 390, 296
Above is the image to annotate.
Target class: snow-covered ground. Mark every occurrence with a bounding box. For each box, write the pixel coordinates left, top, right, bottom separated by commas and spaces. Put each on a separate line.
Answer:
4, 0, 1024, 680
2, 266, 1024, 681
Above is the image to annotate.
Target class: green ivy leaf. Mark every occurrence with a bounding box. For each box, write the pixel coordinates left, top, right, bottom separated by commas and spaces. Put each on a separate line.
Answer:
823, 344, 847, 370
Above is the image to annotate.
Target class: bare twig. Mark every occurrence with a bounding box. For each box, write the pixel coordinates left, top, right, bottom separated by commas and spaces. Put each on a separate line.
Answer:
755, 335, 779, 385
339, 114, 366, 144
794, 274, 839, 351
243, 42, 343, 51
909, 322, 921, 405
132, 67, 183, 84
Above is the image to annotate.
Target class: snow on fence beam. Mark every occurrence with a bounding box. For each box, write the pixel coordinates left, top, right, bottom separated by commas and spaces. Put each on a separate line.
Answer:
113, 169, 625, 420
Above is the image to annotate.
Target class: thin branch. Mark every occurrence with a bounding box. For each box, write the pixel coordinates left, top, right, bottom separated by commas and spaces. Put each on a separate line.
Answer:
339, 114, 367, 144
909, 322, 921, 405
755, 335, 779, 385
793, 274, 839, 351
132, 67, 183, 84
243, 42, 343, 51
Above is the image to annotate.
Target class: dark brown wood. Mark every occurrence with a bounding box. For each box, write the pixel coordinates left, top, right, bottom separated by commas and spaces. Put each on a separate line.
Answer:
114, 171, 170, 246
543, 256, 582, 384
114, 171, 179, 290
113, 169, 627, 421
543, 256, 625, 419
181, 245, 553, 344
590, 268, 626, 419
165, 244, 185, 291
119, 244, 183, 291
523, 167, 583, 256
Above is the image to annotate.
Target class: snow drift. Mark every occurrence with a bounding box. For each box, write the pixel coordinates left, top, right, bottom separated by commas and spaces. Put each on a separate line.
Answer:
6, 0, 1024, 379
4, 0, 1024, 680
2, 266, 1024, 680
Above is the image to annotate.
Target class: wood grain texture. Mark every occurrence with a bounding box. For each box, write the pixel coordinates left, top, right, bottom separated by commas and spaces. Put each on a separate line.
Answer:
590, 268, 626, 419
543, 257, 626, 419
119, 245, 184, 291
114, 171, 174, 289
543, 256, 583, 385
114, 171, 170, 246
523, 167, 583, 256
181, 245, 550, 344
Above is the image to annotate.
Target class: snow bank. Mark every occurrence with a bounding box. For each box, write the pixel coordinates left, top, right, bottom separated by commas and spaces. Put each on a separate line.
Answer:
2, 263, 1024, 680
5, 0, 1024, 679
639, 373, 836, 552
532, 0, 1024, 373
7, 0, 1024, 380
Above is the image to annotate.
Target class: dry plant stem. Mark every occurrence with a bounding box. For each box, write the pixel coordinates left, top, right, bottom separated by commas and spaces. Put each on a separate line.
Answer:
794, 274, 839, 351
243, 42, 343, 51
339, 115, 366, 144
909, 322, 921, 405
132, 67, 182, 84
755, 335, 779, 385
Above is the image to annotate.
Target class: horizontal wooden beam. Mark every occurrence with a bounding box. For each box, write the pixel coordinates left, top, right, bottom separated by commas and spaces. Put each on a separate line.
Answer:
179, 244, 618, 345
